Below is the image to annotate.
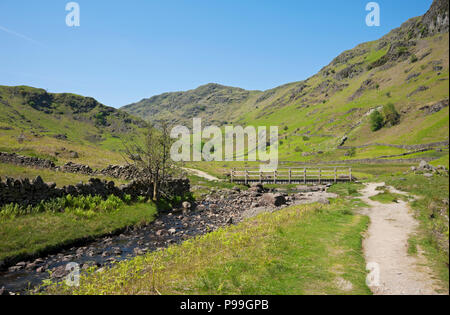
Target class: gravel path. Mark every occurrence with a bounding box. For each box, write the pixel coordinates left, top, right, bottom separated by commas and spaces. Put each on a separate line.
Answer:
182, 168, 220, 181
359, 183, 445, 295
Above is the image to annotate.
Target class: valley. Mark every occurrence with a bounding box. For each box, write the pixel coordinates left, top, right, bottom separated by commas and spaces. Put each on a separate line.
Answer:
0, 0, 448, 296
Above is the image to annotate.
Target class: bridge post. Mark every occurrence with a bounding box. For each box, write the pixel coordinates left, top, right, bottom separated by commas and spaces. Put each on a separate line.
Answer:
231, 169, 234, 183
245, 170, 249, 185
288, 168, 292, 184
273, 170, 277, 184
304, 168, 307, 184
334, 167, 337, 183
259, 170, 262, 184
349, 168, 352, 182
319, 168, 321, 184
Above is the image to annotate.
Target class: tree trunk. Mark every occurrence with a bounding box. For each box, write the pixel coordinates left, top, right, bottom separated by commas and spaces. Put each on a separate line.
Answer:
153, 177, 158, 201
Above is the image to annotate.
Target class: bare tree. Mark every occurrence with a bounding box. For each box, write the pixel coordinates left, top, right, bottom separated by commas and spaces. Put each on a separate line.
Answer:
121, 121, 178, 201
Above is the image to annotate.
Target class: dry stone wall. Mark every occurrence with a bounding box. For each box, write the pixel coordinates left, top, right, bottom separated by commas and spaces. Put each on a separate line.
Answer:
337, 141, 449, 150
0, 152, 145, 180
0, 176, 190, 208
0, 152, 190, 207
0, 152, 56, 169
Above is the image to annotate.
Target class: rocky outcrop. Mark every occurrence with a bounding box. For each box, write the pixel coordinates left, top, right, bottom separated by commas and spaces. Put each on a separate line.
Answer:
334, 64, 363, 81
421, 0, 449, 36
259, 193, 287, 207
410, 160, 449, 177
348, 79, 378, 101
419, 99, 449, 115
407, 85, 429, 97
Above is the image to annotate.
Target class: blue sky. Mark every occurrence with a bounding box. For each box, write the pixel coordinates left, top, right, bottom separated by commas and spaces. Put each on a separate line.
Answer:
0, 0, 432, 108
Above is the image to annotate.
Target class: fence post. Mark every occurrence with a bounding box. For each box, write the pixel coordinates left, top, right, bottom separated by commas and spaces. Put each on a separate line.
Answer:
245, 170, 249, 185
304, 168, 307, 184
319, 168, 321, 184
334, 167, 337, 183
273, 170, 277, 184
349, 168, 352, 182
288, 168, 292, 184
259, 170, 262, 184
231, 169, 234, 183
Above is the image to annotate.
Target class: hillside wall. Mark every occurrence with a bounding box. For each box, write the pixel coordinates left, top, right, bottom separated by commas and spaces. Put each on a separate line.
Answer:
0, 176, 190, 208
337, 141, 449, 150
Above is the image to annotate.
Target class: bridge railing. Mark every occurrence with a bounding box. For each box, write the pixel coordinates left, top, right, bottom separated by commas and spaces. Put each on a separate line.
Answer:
229, 167, 352, 184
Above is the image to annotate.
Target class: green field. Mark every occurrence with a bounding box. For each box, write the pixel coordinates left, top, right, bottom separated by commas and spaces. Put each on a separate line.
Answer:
0, 200, 157, 263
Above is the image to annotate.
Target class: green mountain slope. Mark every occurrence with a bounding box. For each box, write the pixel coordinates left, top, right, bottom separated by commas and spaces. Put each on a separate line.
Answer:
122, 83, 260, 127
0, 86, 146, 167
123, 0, 449, 162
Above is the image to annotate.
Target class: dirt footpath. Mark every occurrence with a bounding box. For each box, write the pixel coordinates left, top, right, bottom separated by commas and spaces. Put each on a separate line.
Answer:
182, 168, 220, 181
359, 183, 446, 295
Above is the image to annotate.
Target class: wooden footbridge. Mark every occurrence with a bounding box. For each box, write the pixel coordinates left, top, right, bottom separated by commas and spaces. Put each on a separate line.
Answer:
229, 167, 353, 185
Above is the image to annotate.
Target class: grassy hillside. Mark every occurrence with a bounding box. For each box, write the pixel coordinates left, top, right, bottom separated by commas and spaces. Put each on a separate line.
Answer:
0, 86, 146, 168
123, 1, 449, 163
1, 1, 448, 167
122, 83, 261, 127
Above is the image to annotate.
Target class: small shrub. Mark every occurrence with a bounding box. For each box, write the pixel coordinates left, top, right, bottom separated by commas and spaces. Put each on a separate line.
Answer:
369, 110, 384, 132
410, 54, 418, 63
138, 196, 147, 203
382, 103, 400, 127
123, 194, 132, 204
94, 112, 107, 126
397, 47, 409, 55
347, 147, 356, 157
